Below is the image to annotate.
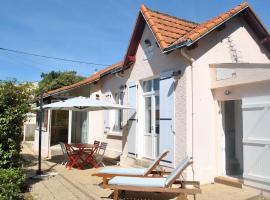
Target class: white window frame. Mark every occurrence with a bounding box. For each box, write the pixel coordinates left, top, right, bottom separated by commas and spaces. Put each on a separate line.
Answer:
142, 79, 160, 136
106, 92, 124, 135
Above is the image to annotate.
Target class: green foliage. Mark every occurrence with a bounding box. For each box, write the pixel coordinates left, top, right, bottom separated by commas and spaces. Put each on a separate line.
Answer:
36, 70, 84, 95
0, 168, 25, 200
0, 80, 32, 168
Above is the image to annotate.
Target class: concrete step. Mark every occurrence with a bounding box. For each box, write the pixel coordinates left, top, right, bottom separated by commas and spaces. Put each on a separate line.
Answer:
214, 176, 243, 188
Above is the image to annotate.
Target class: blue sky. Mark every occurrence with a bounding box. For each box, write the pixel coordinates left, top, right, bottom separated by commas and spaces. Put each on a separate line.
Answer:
0, 0, 269, 82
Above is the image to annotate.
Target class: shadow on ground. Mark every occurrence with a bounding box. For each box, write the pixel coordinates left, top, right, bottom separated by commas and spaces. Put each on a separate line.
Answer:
46, 154, 120, 170
104, 191, 180, 200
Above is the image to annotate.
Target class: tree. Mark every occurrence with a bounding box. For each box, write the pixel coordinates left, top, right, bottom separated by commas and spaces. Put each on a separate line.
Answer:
36, 71, 84, 95
0, 80, 32, 168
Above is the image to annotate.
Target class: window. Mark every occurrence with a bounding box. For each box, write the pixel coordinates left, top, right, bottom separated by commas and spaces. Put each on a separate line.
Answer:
36, 110, 48, 131
142, 38, 154, 60
143, 78, 159, 93
113, 92, 124, 132
104, 92, 124, 134
142, 78, 160, 159
143, 79, 160, 135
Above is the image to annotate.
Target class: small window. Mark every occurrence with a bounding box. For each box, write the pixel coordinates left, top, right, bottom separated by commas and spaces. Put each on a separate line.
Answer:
143, 79, 159, 93
105, 92, 124, 134
153, 79, 159, 91
143, 39, 154, 60
143, 80, 152, 92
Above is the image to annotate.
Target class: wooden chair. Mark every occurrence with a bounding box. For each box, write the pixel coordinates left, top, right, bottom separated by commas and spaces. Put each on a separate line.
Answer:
92, 150, 169, 187
107, 156, 201, 200
65, 144, 83, 170
94, 142, 108, 167
94, 140, 100, 146
59, 142, 69, 166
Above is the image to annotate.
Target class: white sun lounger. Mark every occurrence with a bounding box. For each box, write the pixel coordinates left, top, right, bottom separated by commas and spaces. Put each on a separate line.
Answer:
107, 156, 201, 200
92, 150, 169, 187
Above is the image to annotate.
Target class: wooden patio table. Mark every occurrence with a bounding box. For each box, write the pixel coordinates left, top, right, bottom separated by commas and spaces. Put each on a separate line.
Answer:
71, 143, 99, 169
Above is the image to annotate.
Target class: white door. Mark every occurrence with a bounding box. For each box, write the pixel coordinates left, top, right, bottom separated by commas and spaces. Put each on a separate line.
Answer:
143, 79, 160, 159
242, 95, 270, 191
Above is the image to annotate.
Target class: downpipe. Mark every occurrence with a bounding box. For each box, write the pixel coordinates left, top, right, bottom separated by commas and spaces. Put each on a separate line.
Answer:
180, 48, 195, 181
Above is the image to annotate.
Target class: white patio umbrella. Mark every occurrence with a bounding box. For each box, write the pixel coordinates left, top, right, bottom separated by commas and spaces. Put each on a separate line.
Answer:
35, 95, 133, 174
37, 96, 133, 111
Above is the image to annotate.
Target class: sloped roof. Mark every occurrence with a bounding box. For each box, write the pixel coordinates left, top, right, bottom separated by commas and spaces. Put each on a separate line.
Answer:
123, 2, 269, 65
46, 2, 270, 96
140, 5, 198, 49
44, 61, 123, 97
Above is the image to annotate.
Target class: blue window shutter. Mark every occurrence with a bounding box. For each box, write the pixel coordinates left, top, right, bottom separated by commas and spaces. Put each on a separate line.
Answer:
104, 94, 111, 133
127, 81, 137, 158
159, 71, 174, 166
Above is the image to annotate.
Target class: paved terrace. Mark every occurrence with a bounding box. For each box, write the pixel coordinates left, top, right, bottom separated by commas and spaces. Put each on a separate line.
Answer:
22, 143, 268, 200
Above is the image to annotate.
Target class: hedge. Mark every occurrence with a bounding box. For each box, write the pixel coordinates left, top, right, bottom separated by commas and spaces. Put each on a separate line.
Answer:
0, 168, 25, 200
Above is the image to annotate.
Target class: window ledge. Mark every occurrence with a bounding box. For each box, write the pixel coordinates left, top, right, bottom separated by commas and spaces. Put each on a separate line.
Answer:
106, 131, 123, 137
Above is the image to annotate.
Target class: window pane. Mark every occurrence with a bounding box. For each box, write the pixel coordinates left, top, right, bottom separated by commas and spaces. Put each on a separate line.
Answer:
112, 93, 121, 132
145, 96, 152, 133
155, 96, 160, 134
154, 79, 160, 91
143, 80, 152, 92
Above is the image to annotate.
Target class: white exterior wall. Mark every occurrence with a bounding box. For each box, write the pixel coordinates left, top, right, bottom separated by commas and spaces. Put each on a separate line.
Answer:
186, 17, 270, 183
124, 26, 187, 165
88, 25, 188, 165
89, 80, 126, 157
34, 109, 52, 157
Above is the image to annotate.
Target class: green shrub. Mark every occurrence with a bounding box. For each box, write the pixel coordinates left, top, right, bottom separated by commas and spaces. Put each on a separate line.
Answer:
0, 80, 32, 168
0, 168, 25, 200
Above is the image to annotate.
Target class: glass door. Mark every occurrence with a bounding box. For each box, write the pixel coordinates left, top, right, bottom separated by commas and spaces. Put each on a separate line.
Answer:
143, 79, 159, 159
71, 111, 89, 143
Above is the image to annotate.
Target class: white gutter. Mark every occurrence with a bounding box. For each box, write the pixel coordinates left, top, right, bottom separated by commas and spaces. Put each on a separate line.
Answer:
180, 48, 195, 181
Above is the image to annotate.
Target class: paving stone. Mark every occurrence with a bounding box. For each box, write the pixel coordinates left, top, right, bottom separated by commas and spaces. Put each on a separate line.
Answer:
22, 143, 268, 200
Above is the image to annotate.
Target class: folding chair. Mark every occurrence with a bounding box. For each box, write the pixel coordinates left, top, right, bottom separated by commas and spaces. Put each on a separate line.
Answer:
94, 140, 100, 146
65, 144, 83, 170
94, 142, 108, 167
59, 142, 69, 166
92, 140, 101, 155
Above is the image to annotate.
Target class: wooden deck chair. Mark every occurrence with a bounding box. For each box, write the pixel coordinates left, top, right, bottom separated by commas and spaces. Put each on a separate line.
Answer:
92, 150, 169, 187
107, 156, 201, 200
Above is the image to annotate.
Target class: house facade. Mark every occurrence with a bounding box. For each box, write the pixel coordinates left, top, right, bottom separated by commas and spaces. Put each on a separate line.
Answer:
35, 2, 270, 191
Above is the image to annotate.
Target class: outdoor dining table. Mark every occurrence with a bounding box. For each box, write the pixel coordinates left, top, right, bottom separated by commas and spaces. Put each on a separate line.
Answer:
71, 143, 99, 169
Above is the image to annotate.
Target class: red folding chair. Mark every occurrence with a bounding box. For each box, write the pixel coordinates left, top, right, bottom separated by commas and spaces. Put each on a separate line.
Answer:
82, 141, 100, 168
65, 144, 83, 170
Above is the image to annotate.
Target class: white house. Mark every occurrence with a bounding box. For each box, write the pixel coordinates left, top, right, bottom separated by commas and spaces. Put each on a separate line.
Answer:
35, 2, 270, 191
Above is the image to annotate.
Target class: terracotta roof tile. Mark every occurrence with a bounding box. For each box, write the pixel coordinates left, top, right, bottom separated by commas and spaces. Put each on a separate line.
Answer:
45, 61, 123, 97
171, 2, 249, 47
140, 2, 250, 50
140, 5, 198, 49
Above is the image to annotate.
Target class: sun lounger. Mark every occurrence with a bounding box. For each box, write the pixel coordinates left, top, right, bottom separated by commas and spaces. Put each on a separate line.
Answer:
107, 156, 201, 200
92, 150, 169, 187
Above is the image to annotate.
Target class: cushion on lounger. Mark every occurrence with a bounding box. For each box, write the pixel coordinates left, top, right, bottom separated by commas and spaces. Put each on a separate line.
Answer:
109, 176, 166, 188
165, 156, 191, 187
99, 167, 147, 175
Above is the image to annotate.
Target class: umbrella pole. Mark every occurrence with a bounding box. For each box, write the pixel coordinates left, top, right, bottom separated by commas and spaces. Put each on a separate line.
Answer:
36, 93, 43, 175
